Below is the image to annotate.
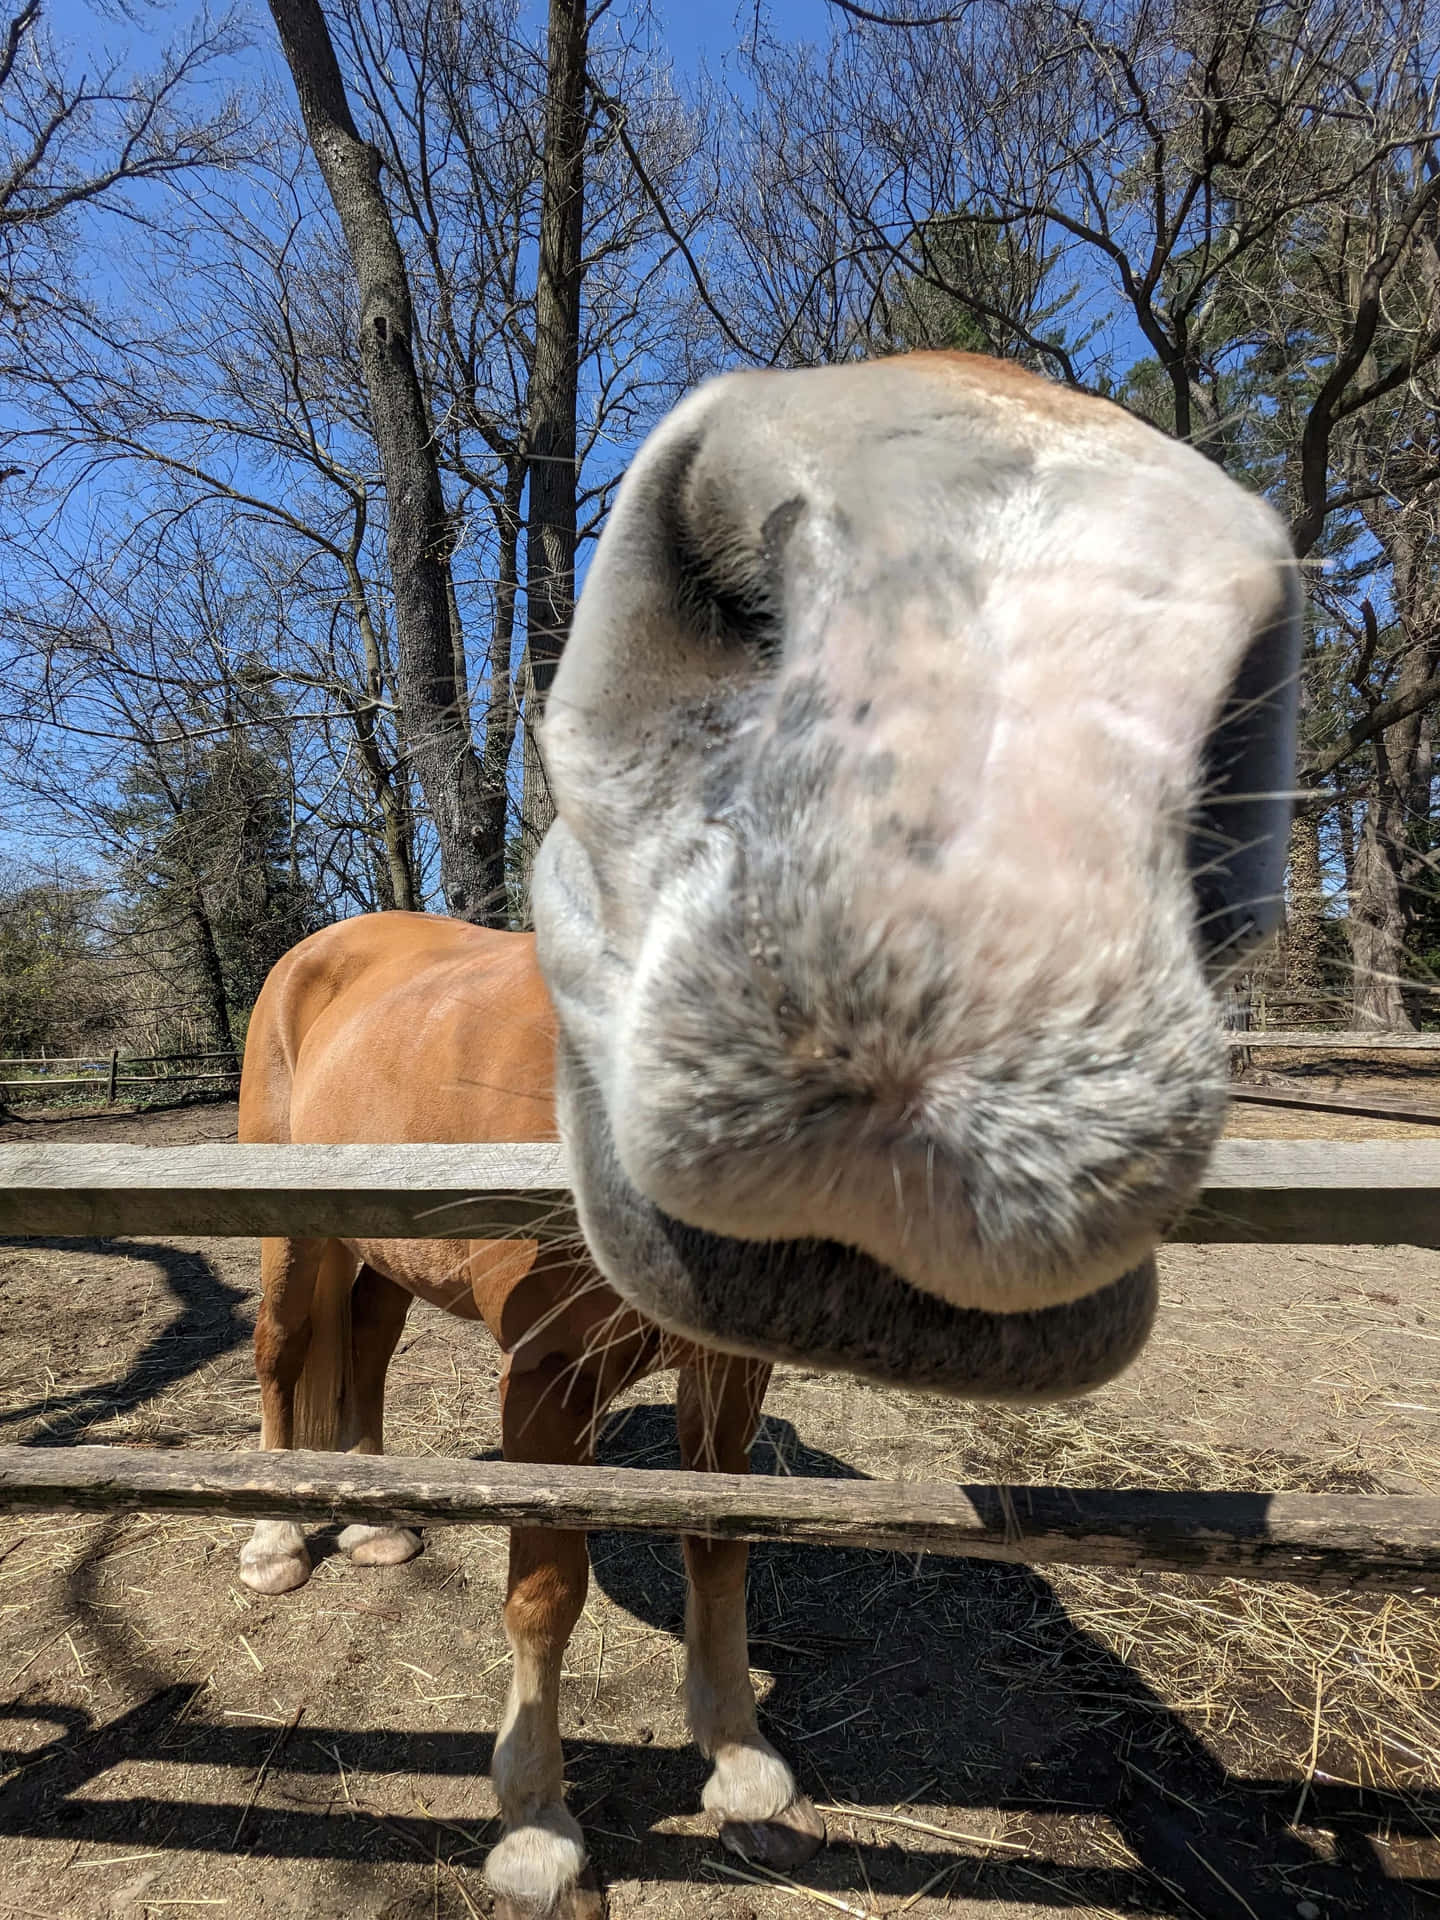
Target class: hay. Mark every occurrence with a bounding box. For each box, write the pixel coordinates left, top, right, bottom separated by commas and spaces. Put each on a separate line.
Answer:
891, 1393, 1440, 1801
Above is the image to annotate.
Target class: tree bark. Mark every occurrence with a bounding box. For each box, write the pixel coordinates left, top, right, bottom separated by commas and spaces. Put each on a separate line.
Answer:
266, 0, 491, 920
1346, 510, 1439, 1030
341, 554, 417, 912
1350, 798, 1413, 1030
480, 467, 524, 925
517, 655, 549, 923
1284, 809, 1326, 1011
519, 0, 588, 906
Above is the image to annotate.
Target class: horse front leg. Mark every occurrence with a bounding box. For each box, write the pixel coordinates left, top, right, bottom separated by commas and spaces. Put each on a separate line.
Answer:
486, 1355, 605, 1920
678, 1356, 825, 1869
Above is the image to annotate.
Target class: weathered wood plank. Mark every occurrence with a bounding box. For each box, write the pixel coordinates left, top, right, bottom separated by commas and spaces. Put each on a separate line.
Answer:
1227, 1030, 1440, 1050
0, 1143, 574, 1240
1230, 1085, 1440, 1126
1176, 1139, 1440, 1245
2, 1141, 1440, 1244
0, 1445, 1432, 1591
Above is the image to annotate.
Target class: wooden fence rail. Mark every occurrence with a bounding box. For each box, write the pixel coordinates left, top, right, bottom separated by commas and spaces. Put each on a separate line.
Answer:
0, 1048, 241, 1101
0, 1052, 240, 1066
1225, 1030, 1440, 1049
2, 1140, 1440, 1245
0, 1445, 1434, 1592
0, 1073, 240, 1092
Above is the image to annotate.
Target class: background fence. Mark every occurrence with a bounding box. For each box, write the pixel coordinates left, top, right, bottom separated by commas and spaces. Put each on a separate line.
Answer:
0, 1048, 241, 1102
6, 1032, 1440, 1106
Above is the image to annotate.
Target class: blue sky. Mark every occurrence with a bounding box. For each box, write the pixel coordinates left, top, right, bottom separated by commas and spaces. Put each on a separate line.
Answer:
46, 0, 840, 84
656, 1, 834, 69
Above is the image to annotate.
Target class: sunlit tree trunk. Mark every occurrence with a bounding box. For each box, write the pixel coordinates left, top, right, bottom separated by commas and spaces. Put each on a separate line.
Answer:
518, 0, 587, 914
267, 0, 492, 920
1350, 795, 1413, 1029
1284, 808, 1326, 1011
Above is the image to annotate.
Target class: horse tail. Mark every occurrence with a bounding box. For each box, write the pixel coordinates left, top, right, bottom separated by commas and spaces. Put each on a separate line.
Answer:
290, 1240, 358, 1453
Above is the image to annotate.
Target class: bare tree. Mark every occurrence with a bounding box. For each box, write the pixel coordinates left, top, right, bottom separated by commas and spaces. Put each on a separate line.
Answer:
266, 0, 495, 920
13, 160, 424, 914
7, 0, 705, 939
0, 0, 248, 481
519, 0, 588, 875
292, 0, 702, 911
0, 534, 326, 1049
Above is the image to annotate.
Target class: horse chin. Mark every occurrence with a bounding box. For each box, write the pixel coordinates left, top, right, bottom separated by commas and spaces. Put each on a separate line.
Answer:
560, 1049, 1158, 1401
646, 1215, 1160, 1401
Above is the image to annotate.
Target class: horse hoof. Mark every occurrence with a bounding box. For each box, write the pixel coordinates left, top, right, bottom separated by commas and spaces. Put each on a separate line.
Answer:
239, 1523, 311, 1595
337, 1523, 422, 1566
486, 1808, 602, 1917
492, 1866, 606, 1918
719, 1795, 826, 1871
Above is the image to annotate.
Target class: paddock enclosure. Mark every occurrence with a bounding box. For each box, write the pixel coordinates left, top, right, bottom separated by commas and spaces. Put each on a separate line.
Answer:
1, 1066, 1438, 1918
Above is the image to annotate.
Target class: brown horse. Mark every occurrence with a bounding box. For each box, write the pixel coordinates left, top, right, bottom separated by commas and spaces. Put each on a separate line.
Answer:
241, 353, 1302, 1918
237, 911, 822, 1917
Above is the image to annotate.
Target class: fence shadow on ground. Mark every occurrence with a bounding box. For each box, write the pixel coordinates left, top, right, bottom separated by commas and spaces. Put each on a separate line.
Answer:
0, 1236, 249, 1447
0, 1401, 1432, 1916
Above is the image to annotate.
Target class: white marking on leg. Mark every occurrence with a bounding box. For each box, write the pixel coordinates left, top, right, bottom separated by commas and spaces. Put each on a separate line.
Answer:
239, 1519, 311, 1595
486, 1637, 588, 1911
337, 1522, 422, 1566
686, 1554, 824, 1866
703, 1739, 800, 1825
687, 1573, 795, 1819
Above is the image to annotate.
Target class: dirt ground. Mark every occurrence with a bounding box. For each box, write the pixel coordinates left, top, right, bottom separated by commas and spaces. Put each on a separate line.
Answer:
1, 1060, 1438, 1919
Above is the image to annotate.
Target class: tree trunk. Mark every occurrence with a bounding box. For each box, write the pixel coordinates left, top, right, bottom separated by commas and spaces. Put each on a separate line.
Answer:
519, 0, 587, 907
342, 556, 417, 913
1284, 808, 1326, 1011
516, 657, 549, 925
267, 0, 491, 920
351, 697, 417, 914
1346, 511, 1437, 1030
1350, 794, 1413, 1030
1338, 786, 1356, 904
479, 468, 524, 926
189, 893, 237, 1056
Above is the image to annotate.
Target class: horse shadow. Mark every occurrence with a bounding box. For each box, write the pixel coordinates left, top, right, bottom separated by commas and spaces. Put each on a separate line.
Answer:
0, 1236, 250, 1447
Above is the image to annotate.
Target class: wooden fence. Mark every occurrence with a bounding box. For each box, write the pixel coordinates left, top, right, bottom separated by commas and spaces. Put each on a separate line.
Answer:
1225, 1030, 1440, 1050
0, 1049, 241, 1100
0, 1139, 1437, 1592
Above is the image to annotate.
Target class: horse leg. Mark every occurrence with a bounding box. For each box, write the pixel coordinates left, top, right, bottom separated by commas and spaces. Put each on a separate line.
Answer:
485, 1355, 604, 1920
678, 1357, 824, 1868
337, 1263, 422, 1568
240, 1236, 333, 1595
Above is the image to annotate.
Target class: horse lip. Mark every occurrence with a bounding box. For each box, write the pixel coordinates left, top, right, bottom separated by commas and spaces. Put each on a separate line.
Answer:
642, 1209, 1159, 1400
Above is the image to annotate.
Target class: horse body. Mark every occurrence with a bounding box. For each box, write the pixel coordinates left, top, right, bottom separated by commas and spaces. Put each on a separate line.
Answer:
237, 912, 821, 1918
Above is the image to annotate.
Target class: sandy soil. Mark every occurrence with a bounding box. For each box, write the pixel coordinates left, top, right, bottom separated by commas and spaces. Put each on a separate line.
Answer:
0, 1079, 1437, 1918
